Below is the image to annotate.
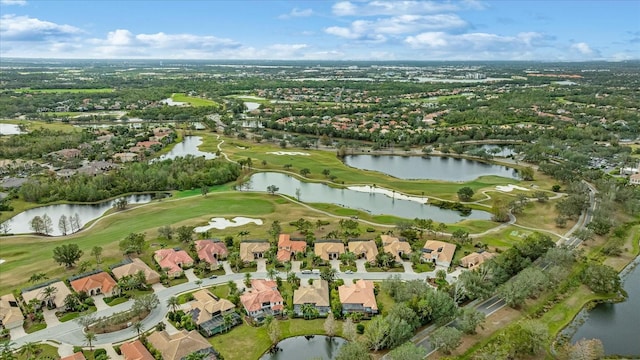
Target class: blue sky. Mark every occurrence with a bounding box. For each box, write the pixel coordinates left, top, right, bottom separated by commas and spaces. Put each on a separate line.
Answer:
1, 0, 638, 61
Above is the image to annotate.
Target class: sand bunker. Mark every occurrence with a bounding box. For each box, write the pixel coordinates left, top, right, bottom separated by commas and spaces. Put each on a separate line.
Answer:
266, 151, 310, 156
496, 184, 530, 192
348, 185, 428, 204
194, 217, 263, 233
0, 259, 5, 265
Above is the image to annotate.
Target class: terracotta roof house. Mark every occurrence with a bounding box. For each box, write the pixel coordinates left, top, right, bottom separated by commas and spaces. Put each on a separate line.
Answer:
187, 289, 241, 336
49, 148, 82, 160
422, 240, 457, 268
21, 280, 72, 309
0, 294, 24, 329
113, 152, 139, 163
239, 241, 270, 262
277, 234, 307, 262
240, 279, 284, 321
136, 140, 161, 149
112, 258, 160, 285
314, 241, 345, 261
60, 352, 86, 360
147, 330, 219, 360
348, 240, 379, 263
195, 240, 229, 269
460, 250, 495, 269
70, 271, 117, 297
154, 249, 194, 278
338, 280, 378, 316
630, 173, 640, 185
381, 235, 412, 262
293, 280, 330, 317
120, 340, 154, 360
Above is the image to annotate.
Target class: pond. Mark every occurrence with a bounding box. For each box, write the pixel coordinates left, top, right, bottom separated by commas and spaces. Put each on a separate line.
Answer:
244, 101, 261, 111
259, 336, 346, 360
0, 123, 24, 135
240, 172, 492, 223
155, 136, 216, 161
1, 194, 156, 236
479, 144, 516, 158
566, 256, 640, 356
343, 155, 518, 182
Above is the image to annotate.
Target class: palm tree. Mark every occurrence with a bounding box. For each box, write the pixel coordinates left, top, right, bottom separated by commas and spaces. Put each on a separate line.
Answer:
244, 272, 252, 288
167, 296, 179, 314
195, 279, 203, 288
300, 303, 317, 320
283, 262, 292, 276
132, 321, 144, 339
84, 331, 97, 351
238, 230, 250, 241
19, 342, 39, 360
223, 313, 234, 333
184, 352, 206, 360
42, 285, 58, 308
266, 268, 277, 281
340, 251, 356, 267
28, 273, 47, 284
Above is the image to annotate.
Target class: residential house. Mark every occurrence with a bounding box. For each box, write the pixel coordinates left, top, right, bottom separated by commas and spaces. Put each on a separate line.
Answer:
239, 241, 270, 263
277, 234, 306, 262
113, 152, 138, 163
0, 294, 24, 329
49, 148, 82, 160
195, 240, 229, 269
187, 289, 241, 336
314, 241, 345, 261
136, 140, 161, 149
293, 280, 330, 317
460, 250, 495, 269
338, 280, 378, 316
381, 235, 412, 262
147, 330, 219, 360
239, 279, 284, 321
70, 271, 117, 297
348, 240, 379, 264
422, 240, 457, 268
154, 249, 194, 278
21, 280, 72, 309
111, 258, 161, 285
60, 353, 86, 360
630, 173, 640, 185
120, 340, 154, 360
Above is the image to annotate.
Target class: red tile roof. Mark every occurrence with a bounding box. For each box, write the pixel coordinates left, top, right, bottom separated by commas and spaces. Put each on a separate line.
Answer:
195, 240, 229, 266
121, 340, 154, 360
60, 352, 86, 360
240, 279, 283, 312
70, 272, 117, 295
154, 249, 194, 276
277, 234, 306, 262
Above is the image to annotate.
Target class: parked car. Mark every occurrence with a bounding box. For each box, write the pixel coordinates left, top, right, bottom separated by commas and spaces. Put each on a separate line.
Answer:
209, 275, 218, 279
345, 270, 353, 274
301, 270, 312, 274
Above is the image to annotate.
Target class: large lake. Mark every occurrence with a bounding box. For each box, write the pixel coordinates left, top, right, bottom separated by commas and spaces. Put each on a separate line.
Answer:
240, 172, 492, 223
1, 194, 154, 236
343, 155, 518, 182
567, 256, 640, 356
260, 336, 346, 360
155, 136, 216, 160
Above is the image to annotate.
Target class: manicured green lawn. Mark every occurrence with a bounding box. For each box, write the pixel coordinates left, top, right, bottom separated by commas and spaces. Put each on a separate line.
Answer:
105, 297, 129, 306
15, 343, 60, 360
210, 319, 343, 360
15, 87, 114, 93
412, 263, 435, 273
24, 322, 46, 334
172, 93, 219, 107
58, 306, 96, 322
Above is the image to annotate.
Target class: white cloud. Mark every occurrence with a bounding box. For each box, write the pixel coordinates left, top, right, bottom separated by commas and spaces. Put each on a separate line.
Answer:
571, 42, 593, 55
279, 8, 313, 19
0, 14, 82, 41
324, 13, 466, 43
0, 0, 27, 6
332, 1, 461, 16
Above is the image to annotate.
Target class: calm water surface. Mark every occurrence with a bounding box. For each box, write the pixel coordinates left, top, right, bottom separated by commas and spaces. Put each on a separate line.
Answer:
568, 256, 640, 356
156, 136, 216, 160
343, 155, 518, 182
259, 336, 346, 360
241, 172, 492, 223
2, 194, 154, 236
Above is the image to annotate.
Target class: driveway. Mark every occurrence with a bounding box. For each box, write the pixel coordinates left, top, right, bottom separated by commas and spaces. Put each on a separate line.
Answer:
184, 269, 198, 282
256, 259, 267, 273
222, 261, 234, 274
9, 326, 27, 340
291, 261, 301, 273
42, 308, 61, 327
93, 295, 109, 311
330, 260, 341, 272
151, 283, 166, 292
402, 261, 415, 274
356, 259, 368, 273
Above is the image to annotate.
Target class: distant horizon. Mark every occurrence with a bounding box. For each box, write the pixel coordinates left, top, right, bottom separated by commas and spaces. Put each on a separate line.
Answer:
1, 0, 638, 61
